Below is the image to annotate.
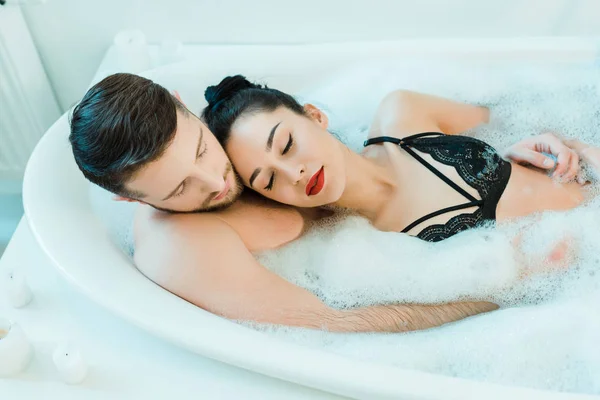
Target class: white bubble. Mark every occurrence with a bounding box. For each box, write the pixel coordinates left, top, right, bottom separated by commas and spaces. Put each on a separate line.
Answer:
258, 60, 600, 395
91, 60, 600, 395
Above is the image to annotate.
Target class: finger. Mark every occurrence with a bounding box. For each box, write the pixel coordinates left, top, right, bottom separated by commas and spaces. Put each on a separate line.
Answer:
509, 148, 555, 169
172, 90, 182, 101
539, 154, 557, 169
553, 149, 571, 178
544, 134, 577, 178
562, 150, 580, 182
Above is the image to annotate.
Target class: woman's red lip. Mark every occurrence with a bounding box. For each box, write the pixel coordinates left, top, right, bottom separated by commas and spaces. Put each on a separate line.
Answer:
306, 167, 325, 196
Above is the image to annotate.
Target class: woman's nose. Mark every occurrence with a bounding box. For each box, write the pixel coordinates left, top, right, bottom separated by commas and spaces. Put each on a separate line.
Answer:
282, 164, 306, 185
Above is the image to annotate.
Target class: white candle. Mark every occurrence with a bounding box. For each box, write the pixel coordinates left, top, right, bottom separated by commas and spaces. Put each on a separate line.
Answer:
4, 268, 33, 308
53, 342, 88, 385
0, 318, 33, 377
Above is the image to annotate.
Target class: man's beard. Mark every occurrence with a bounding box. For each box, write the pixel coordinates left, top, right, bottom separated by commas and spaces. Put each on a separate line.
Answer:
149, 163, 244, 214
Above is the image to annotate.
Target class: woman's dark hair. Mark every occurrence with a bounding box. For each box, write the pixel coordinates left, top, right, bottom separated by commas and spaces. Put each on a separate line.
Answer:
69, 73, 187, 198
201, 75, 306, 145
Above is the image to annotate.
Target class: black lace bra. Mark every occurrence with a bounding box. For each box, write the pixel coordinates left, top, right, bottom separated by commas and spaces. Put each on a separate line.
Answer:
363, 132, 512, 242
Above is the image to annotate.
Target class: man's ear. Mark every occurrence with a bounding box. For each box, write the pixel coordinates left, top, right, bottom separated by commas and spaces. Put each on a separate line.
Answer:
113, 195, 141, 203
303, 104, 329, 129
172, 90, 186, 106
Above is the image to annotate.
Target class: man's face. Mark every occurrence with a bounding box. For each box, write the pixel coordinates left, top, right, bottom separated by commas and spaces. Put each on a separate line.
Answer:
125, 110, 243, 213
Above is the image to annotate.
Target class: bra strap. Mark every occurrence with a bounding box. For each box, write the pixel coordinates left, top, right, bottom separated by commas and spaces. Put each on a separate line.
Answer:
401, 145, 478, 202
401, 200, 483, 233
363, 132, 444, 147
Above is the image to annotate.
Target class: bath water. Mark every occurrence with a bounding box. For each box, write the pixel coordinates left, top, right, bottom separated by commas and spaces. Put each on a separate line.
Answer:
91, 59, 600, 395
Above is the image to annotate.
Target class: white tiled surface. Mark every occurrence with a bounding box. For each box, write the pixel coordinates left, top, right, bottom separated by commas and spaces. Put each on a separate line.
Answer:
0, 219, 350, 400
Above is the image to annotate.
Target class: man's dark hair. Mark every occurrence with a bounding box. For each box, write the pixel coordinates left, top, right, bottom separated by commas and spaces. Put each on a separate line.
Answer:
69, 73, 187, 198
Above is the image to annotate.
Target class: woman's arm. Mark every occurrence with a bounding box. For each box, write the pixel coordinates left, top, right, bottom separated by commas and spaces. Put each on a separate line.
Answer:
135, 214, 498, 333
369, 90, 490, 140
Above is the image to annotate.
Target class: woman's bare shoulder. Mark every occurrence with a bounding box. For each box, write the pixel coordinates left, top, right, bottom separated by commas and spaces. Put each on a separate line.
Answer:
367, 90, 441, 141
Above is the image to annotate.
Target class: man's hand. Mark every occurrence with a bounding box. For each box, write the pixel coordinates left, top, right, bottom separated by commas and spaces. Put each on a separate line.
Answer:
503, 133, 583, 183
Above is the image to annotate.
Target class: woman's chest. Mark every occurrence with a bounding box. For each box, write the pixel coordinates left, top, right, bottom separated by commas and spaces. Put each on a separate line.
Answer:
366, 144, 486, 235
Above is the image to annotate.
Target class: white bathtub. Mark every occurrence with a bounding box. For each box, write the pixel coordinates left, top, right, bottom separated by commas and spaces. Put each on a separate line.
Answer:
23, 39, 600, 400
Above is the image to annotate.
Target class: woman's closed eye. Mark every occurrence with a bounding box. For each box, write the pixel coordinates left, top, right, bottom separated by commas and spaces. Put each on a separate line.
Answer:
264, 172, 275, 191
282, 133, 294, 155
264, 134, 293, 191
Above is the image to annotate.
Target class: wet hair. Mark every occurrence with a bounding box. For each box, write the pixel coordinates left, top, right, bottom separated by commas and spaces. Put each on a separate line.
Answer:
69, 73, 187, 198
201, 75, 306, 146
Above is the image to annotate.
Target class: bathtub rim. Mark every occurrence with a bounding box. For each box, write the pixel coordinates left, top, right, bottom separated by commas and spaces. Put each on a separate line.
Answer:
23, 39, 600, 400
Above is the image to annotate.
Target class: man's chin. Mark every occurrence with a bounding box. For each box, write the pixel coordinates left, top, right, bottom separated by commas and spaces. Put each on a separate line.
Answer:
149, 185, 244, 214
204, 183, 244, 212
198, 195, 238, 213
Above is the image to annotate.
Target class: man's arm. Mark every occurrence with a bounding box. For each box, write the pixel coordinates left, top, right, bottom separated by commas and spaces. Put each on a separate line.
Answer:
135, 214, 498, 333
369, 90, 490, 139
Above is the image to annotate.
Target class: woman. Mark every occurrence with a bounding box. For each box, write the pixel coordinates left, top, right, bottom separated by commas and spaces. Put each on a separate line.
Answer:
201, 75, 596, 246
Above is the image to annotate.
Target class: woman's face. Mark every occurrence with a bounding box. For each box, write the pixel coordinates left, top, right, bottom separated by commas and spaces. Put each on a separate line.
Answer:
225, 105, 347, 207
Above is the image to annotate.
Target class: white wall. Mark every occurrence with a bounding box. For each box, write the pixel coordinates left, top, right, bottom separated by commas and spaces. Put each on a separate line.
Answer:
0, 5, 61, 181
20, 0, 600, 112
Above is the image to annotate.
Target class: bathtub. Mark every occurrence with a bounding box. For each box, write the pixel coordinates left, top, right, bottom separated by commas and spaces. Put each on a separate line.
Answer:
23, 39, 600, 400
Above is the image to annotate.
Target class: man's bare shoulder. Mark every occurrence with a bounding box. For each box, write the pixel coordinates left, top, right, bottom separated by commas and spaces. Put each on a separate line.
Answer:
133, 204, 229, 253
131, 205, 231, 278
140, 193, 315, 253
130, 193, 325, 282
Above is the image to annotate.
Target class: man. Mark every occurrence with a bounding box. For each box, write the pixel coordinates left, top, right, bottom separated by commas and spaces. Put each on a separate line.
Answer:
69, 73, 577, 332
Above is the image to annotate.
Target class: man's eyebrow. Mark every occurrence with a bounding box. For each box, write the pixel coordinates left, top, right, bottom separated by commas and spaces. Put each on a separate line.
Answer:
196, 126, 204, 157
249, 168, 262, 188
266, 122, 282, 152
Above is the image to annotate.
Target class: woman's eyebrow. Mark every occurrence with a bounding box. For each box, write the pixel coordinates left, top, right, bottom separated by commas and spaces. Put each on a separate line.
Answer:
249, 168, 262, 188
266, 121, 282, 151
248, 121, 282, 187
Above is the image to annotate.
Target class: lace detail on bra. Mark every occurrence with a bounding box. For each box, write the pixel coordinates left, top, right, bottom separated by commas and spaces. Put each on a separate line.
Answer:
408, 135, 506, 199
415, 208, 483, 242
364, 132, 512, 242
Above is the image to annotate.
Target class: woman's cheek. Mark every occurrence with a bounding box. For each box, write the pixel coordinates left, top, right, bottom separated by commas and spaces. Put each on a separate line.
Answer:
283, 189, 297, 205
282, 188, 302, 206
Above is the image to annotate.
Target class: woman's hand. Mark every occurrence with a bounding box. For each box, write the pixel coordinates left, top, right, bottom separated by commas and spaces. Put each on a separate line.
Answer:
503, 132, 583, 183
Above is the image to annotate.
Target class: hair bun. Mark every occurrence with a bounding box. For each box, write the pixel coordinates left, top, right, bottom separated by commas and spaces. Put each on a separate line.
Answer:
204, 75, 260, 107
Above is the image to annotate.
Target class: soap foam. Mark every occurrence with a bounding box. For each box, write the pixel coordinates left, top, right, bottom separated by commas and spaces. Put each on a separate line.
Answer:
255, 60, 600, 395
90, 59, 600, 395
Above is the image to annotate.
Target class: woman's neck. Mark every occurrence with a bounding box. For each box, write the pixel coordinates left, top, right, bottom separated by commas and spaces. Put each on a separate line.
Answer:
334, 144, 397, 221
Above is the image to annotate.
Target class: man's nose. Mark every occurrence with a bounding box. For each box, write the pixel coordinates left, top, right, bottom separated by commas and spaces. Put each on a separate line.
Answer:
191, 167, 225, 192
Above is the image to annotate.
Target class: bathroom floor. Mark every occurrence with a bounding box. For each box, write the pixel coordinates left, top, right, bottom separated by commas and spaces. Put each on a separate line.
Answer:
0, 181, 24, 257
